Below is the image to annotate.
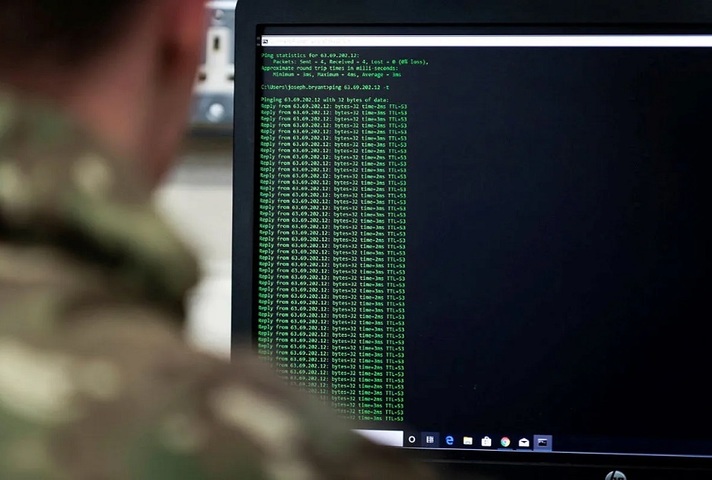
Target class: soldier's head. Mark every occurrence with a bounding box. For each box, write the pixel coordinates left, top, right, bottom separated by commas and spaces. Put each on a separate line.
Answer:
0, 0, 207, 184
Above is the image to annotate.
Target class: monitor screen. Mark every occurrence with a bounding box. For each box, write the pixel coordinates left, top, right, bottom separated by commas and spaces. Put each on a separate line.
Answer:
234, 7, 712, 477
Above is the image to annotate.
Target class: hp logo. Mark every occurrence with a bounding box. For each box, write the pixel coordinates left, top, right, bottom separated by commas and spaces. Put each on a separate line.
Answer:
605, 471, 627, 480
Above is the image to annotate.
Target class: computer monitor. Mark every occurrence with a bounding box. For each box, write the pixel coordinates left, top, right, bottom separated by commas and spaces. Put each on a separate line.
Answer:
232, 1, 712, 478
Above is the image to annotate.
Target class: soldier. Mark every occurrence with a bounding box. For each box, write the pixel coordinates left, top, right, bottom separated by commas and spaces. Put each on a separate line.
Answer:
0, 1, 436, 478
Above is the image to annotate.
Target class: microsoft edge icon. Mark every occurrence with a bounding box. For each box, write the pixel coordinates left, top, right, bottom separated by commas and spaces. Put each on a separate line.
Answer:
445, 435, 454, 446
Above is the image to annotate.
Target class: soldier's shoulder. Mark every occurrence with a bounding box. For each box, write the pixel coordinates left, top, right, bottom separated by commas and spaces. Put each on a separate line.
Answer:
1, 90, 199, 314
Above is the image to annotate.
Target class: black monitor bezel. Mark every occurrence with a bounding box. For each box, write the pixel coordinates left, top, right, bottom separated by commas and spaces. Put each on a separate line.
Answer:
232, 0, 712, 475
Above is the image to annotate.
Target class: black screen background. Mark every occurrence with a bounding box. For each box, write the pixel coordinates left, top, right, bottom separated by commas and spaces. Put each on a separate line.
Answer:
401, 47, 712, 439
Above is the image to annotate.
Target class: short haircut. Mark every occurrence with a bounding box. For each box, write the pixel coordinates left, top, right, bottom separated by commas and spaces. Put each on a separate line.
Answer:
0, 1, 143, 69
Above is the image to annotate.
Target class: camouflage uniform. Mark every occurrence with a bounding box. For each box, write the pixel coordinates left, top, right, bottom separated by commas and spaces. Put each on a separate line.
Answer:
0, 90, 436, 480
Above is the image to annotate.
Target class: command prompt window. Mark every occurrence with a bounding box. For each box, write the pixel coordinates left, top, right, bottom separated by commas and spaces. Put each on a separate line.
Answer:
254, 30, 712, 456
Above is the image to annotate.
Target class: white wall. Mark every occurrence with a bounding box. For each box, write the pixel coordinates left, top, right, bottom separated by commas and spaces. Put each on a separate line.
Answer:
155, 136, 233, 358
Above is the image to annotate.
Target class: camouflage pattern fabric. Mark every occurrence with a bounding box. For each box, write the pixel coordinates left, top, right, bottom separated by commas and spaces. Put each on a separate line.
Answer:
0, 90, 436, 480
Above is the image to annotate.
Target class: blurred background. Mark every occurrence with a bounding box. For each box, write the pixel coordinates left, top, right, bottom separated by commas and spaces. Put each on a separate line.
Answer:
158, 136, 233, 359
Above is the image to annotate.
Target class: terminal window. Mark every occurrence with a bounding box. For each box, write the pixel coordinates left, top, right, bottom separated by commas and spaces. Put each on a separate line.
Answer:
254, 28, 712, 455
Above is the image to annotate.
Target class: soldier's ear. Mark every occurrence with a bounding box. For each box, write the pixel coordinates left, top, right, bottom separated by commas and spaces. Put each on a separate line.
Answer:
134, 0, 207, 184
155, 0, 207, 81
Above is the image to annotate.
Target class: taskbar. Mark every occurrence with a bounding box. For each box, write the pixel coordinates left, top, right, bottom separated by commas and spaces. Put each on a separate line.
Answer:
354, 430, 712, 458
402, 431, 553, 452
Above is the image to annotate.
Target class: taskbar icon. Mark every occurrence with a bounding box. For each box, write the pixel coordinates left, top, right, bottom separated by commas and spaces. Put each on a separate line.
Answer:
533, 434, 553, 451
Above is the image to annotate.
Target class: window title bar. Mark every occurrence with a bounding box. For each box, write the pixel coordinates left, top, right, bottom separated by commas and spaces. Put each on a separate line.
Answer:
260, 35, 712, 48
